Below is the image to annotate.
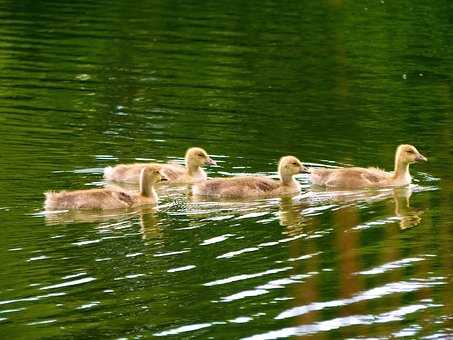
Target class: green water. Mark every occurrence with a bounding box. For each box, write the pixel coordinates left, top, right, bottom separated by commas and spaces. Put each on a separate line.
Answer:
0, 0, 452, 338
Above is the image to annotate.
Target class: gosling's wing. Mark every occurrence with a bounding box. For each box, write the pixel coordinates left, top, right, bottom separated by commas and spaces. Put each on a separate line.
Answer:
112, 190, 134, 206
249, 177, 279, 192
45, 189, 130, 210
219, 177, 279, 196
363, 167, 390, 184
321, 168, 373, 188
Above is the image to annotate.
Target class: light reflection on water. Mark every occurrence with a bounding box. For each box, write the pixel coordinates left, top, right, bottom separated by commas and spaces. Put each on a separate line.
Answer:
2, 161, 449, 338
1, 0, 452, 338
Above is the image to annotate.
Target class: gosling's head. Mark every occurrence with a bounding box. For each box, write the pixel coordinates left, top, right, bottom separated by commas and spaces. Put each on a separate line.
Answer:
278, 156, 306, 178
185, 147, 216, 167
396, 144, 427, 164
142, 166, 167, 184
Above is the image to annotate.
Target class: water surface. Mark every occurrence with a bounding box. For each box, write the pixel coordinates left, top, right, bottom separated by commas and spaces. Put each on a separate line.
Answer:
0, 0, 452, 338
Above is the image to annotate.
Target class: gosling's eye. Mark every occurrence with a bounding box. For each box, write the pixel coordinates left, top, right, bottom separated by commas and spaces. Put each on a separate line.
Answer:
407, 150, 415, 154
198, 153, 204, 157
292, 162, 298, 166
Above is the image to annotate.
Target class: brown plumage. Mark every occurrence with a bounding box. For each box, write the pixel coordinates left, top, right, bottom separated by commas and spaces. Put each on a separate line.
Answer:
310, 144, 427, 189
192, 156, 306, 199
44, 166, 165, 211
104, 147, 216, 183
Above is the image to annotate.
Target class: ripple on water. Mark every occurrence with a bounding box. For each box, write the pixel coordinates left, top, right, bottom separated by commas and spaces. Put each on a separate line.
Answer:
154, 323, 214, 337
215, 233, 318, 259
167, 265, 196, 273
200, 234, 235, 246
219, 272, 317, 303
204, 267, 292, 287
275, 277, 445, 320
356, 256, 427, 276
40, 277, 96, 290
0, 293, 66, 306
0, 0, 450, 337
246, 303, 439, 339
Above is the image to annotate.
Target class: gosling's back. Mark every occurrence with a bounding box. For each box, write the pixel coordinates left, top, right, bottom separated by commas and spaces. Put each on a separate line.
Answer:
310, 167, 390, 189
192, 176, 291, 199
44, 189, 134, 210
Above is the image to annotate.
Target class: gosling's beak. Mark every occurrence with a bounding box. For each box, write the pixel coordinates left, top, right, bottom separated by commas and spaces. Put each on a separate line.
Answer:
206, 157, 217, 166
415, 154, 428, 162
299, 165, 310, 174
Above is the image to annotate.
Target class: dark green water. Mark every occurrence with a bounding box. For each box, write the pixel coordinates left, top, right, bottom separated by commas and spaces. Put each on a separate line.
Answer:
0, 0, 452, 338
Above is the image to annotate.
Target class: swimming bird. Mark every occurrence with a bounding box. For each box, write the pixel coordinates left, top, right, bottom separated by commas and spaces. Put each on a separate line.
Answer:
44, 166, 165, 210
310, 144, 427, 189
192, 156, 306, 199
104, 147, 216, 183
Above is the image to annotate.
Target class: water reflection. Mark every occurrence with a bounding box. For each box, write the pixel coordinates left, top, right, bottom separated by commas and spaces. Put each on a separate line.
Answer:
273, 187, 442, 339
305, 186, 425, 230
185, 183, 427, 233
278, 197, 306, 236
0, 0, 451, 337
44, 209, 134, 225
393, 187, 424, 230
44, 207, 161, 239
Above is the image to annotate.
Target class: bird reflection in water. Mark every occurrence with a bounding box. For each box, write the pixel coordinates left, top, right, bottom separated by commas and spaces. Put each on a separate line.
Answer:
278, 197, 306, 236
44, 206, 161, 240
278, 186, 424, 233
328, 186, 425, 231
393, 187, 424, 230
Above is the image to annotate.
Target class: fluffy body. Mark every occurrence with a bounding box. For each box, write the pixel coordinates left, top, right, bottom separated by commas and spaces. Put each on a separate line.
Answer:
192, 156, 305, 199
44, 189, 155, 210
104, 163, 205, 183
104, 147, 214, 184
45, 166, 162, 211
310, 167, 402, 188
192, 176, 299, 198
310, 144, 427, 189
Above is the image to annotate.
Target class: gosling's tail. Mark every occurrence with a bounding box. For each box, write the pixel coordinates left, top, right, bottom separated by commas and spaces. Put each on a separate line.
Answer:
44, 191, 64, 211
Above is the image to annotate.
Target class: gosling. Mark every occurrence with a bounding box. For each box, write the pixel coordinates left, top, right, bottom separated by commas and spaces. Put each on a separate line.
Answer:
44, 166, 165, 210
310, 144, 427, 189
192, 156, 306, 199
104, 147, 216, 184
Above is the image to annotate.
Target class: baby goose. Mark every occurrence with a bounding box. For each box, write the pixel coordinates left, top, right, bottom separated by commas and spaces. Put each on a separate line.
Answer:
104, 147, 216, 183
44, 166, 165, 211
310, 144, 427, 189
192, 156, 306, 199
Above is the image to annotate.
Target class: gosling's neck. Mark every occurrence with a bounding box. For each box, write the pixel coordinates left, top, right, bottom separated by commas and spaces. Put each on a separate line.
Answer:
140, 178, 158, 202
393, 159, 411, 184
186, 162, 204, 177
280, 173, 299, 188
